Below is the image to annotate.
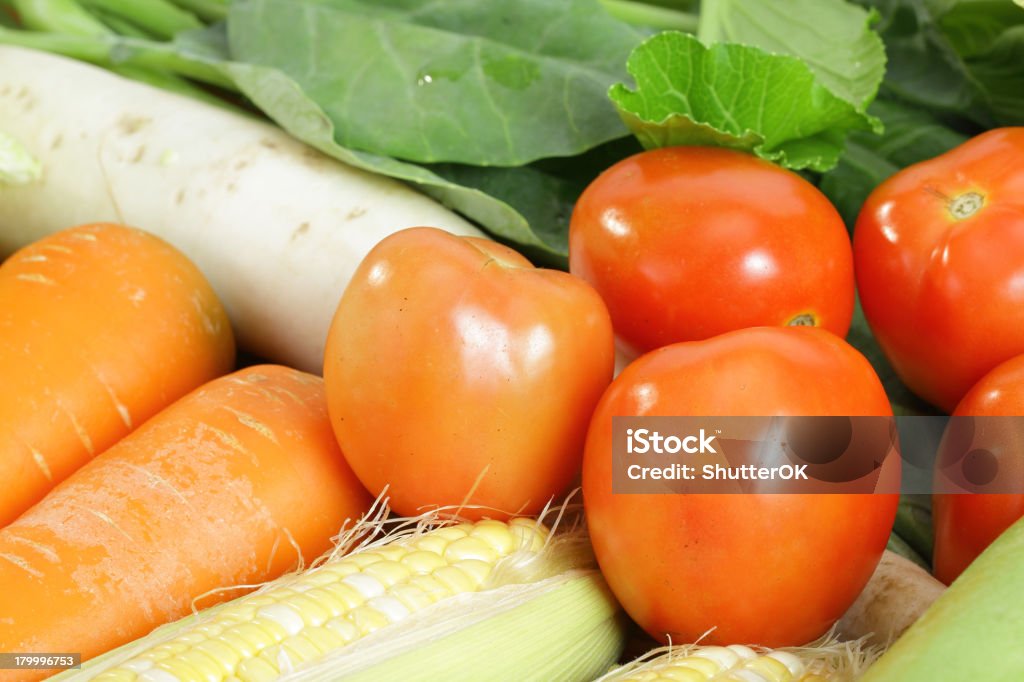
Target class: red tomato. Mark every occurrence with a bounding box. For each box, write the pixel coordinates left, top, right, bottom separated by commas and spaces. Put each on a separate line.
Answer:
582, 327, 898, 646
933, 352, 1024, 584
854, 128, 1024, 412
568, 146, 855, 356
323, 227, 614, 520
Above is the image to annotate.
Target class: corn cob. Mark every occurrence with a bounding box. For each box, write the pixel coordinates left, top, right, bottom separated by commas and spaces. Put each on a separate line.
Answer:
56, 510, 625, 682
597, 638, 877, 682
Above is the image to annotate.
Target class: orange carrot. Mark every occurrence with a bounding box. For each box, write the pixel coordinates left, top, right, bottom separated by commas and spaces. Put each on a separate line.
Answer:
0, 365, 373, 679
0, 223, 235, 526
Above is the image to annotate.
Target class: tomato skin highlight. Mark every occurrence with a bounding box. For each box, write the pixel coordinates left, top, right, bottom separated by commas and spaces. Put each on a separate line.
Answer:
324, 227, 615, 520
933, 353, 1024, 584
582, 327, 898, 647
568, 146, 855, 356
854, 127, 1024, 412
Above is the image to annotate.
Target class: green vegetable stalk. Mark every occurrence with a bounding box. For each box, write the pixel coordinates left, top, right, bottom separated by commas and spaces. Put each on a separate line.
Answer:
861, 515, 1024, 680
0, 131, 41, 186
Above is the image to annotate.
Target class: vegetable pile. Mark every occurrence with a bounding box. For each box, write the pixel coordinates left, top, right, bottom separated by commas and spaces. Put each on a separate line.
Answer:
0, 0, 1022, 680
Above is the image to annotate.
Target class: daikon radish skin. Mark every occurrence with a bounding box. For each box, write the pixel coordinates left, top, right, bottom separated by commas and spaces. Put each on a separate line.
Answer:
0, 46, 483, 372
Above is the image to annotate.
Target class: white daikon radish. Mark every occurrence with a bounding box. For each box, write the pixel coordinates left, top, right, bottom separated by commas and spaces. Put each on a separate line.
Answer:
0, 46, 483, 372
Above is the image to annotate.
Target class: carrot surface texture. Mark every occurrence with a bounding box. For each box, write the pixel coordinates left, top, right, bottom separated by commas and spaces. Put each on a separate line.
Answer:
0, 222, 234, 526
0, 365, 374, 681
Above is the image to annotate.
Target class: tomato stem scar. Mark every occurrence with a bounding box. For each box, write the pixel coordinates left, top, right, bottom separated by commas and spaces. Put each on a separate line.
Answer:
948, 192, 985, 220
787, 313, 819, 327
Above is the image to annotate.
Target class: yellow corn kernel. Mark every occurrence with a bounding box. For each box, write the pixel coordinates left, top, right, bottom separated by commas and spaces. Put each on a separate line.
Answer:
345, 551, 386, 569
323, 616, 360, 643
192, 639, 243, 675
317, 560, 360, 580
372, 544, 408, 563
218, 618, 278, 651
362, 559, 412, 587
744, 654, 795, 682
293, 569, 344, 589
273, 592, 331, 627
470, 519, 517, 554
231, 595, 277, 610
278, 634, 326, 665
694, 646, 742, 671
444, 536, 499, 565
140, 641, 189, 661
118, 658, 156, 674
388, 583, 434, 612
340, 572, 386, 600
454, 558, 495, 586
91, 671, 138, 682
509, 518, 547, 552
234, 618, 288, 647
766, 651, 804, 677
413, 534, 451, 556
671, 656, 721, 676
320, 579, 368, 610
171, 649, 224, 682
401, 549, 446, 574
407, 573, 450, 601
656, 668, 706, 682
235, 654, 280, 682
254, 604, 306, 637
606, 640, 861, 682
432, 564, 477, 592
431, 524, 473, 541
300, 626, 347, 654
347, 604, 390, 636
295, 586, 349, 619
211, 629, 263, 661
209, 607, 257, 628
86, 519, 564, 682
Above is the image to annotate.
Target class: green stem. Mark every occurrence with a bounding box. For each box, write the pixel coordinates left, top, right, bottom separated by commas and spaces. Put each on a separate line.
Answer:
0, 3, 17, 27
78, 0, 200, 39
0, 26, 235, 90
599, 0, 699, 32
93, 9, 157, 38
111, 63, 236, 110
167, 0, 225, 23
12, 0, 110, 35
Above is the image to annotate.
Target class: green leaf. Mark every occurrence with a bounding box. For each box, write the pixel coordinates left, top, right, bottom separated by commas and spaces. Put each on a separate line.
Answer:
859, 0, 979, 114
221, 62, 560, 252
963, 24, 1024, 126
936, 0, 1024, 58
86, 24, 578, 256
225, 0, 645, 166
819, 98, 968, 226
608, 32, 877, 172
846, 296, 939, 417
697, 0, 887, 110
893, 494, 934, 562
887, 531, 929, 569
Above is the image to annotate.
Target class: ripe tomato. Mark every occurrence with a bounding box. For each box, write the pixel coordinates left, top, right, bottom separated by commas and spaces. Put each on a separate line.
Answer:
568, 146, 854, 356
324, 227, 614, 519
854, 128, 1024, 412
933, 353, 1024, 584
582, 327, 898, 647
